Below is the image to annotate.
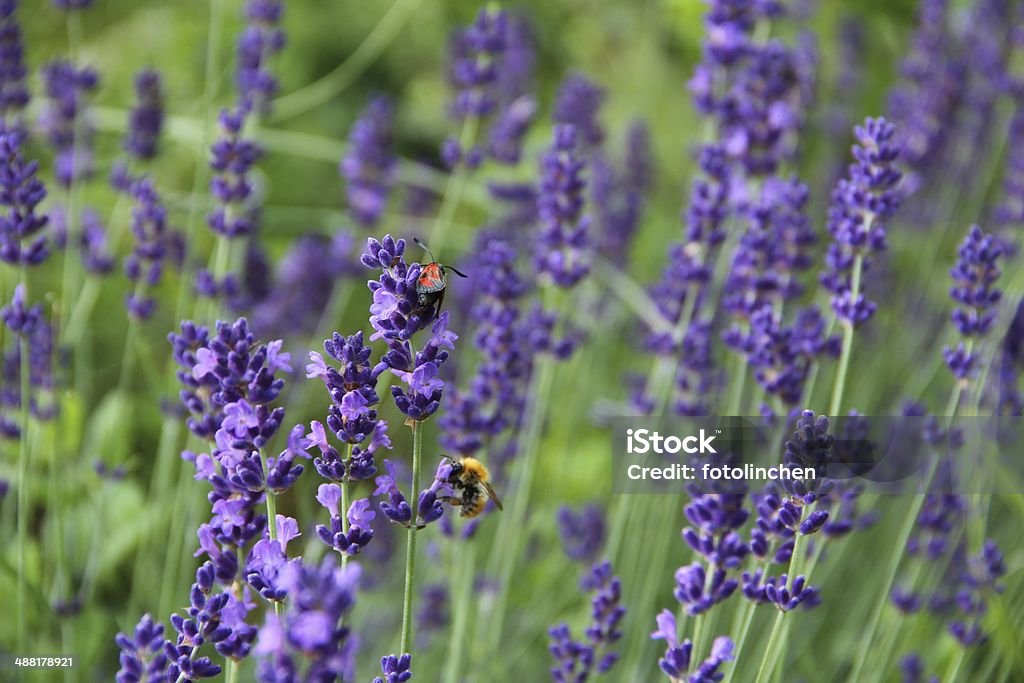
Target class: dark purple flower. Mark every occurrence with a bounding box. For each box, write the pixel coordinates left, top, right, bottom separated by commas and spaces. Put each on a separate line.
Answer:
1, 285, 58, 422
742, 570, 819, 611
341, 97, 396, 228
124, 68, 164, 162
820, 117, 903, 327
315, 484, 375, 556
79, 207, 114, 274
592, 120, 652, 266
556, 504, 606, 564
548, 561, 625, 681
115, 614, 172, 683
948, 224, 1002, 337
373, 653, 412, 683
650, 609, 734, 682
39, 59, 99, 186
208, 107, 263, 238
536, 125, 590, 288
0, 2, 29, 121
0, 130, 49, 266
236, 0, 285, 114
553, 73, 605, 148
387, 312, 457, 422
124, 176, 176, 319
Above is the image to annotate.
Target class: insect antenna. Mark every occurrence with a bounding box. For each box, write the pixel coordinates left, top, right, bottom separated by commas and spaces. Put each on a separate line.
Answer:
413, 237, 436, 263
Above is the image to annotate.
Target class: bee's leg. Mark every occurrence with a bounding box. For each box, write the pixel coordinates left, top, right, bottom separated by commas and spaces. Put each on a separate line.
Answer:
437, 495, 463, 508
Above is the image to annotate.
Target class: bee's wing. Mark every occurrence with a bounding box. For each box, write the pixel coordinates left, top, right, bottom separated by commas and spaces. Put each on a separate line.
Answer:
482, 481, 503, 511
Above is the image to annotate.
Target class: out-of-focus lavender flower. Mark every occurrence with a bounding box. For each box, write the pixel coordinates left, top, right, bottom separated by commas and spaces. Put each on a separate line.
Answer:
553, 73, 605, 148
899, 652, 938, 683
556, 503, 606, 564
536, 125, 590, 288
2, 285, 58, 424
0, 130, 49, 266
123, 69, 164, 162
439, 234, 531, 464
208, 108, 263, 239
251, 231, 354, 337
416, 583, 449, 646
943, 225, 1002, 381
548, 561, 625, 681
650, 610, 734, 682
115, 614, 172, 683
255, 557, 359, 681
996, 111, 1024, 227
341, 97, 396, 228
592, 120, 652, 266
446, 9, 537, 167
39, 59, 99, 187
124, 176, 176, 319
236, 0, 285, 115
0, 1, 29, 124
79, 207, 114, 275
886, 0, 962, 177
372, 653, 413, 683
820, 117, 903, 327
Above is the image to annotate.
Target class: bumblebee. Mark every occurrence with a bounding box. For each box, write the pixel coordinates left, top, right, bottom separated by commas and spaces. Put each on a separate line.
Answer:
438, 455, 503, 518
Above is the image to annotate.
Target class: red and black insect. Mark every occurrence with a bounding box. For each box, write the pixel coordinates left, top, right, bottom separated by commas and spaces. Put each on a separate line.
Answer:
413, 238, 467, 319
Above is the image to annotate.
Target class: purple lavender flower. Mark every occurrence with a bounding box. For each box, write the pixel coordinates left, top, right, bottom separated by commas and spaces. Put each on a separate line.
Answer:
548, 561, 625, 681
306, 330, 383, 446
388, 312, 457, 421
124, 176, 175, 319
742, 570, 819, 611
446, 9, 537, 167
996, 111, 1024, 227
553, 73, 605, 148
556, 503, 606, 564
439, 234, 531, 467
0, 130, 48, 265
362, 234, 432, 338
536, 125, 590, 288
315, 484, 375, 556
374, 458, 450, 529
820, 117, 903, 326
592, 120, 652, 266
236, 0, 285, 114
373, 653, 413, 683
2, 285, 58, 423
123, 69, 164, 162
79, 207, 114, 274
51, 0, 93, 8
948, 225, 1003, 334
115, 614, 172, 683
246, 515, 302, 602
39, 59, 99, 186
0, 2, 29, 124
341, 97, 396, 228
650, 610, 734, 682
254, 557, 359, 681
208, 107, 263, 238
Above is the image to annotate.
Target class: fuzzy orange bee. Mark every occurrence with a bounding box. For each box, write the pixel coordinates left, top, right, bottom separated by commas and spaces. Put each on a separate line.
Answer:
438, 454, 503, 518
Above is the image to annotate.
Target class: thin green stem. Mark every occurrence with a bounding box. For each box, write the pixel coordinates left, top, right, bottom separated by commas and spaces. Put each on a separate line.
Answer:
428, 114, 479, 252
442, 541, 476, 683
753, 610, 785, 683
945, 649, 967, 682
16, 264, 29, 652
829, 254, 863, 416
341, 445, 352, 570
259, 449, 282, 618
400, 418, 424, 655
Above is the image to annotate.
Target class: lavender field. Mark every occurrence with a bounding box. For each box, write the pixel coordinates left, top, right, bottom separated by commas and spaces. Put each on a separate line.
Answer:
1, 0, 1023, 681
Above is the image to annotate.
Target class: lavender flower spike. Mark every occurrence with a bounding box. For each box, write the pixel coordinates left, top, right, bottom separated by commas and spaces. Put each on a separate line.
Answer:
0, 1, 30, 124
944, 225, 1002, 381
341, 96, 396, 228
0, 130, 49, 266
536, 124, 591, 288
820, 117, 903, 326
651, 609, 734, 682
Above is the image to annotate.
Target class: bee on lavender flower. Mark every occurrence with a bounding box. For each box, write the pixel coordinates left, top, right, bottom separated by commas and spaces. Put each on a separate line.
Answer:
438, 454, 503, 518
413, 238, 467, 319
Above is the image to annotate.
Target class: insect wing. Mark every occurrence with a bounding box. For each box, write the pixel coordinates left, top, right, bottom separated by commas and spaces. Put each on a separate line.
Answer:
417, 264, 446, 293
481, 481, 503, 511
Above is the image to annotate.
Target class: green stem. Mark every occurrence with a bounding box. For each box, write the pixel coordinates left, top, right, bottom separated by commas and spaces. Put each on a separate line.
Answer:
442, 541, 476, 683
16, 264, 30, 652
829, 254, 863, 416
400, 418, 424, 655
428, 113, 479, 252
945, 648, 967, 682
259, 449, 282, 618
341, 445, 352, 570
753, 610, 785, 683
